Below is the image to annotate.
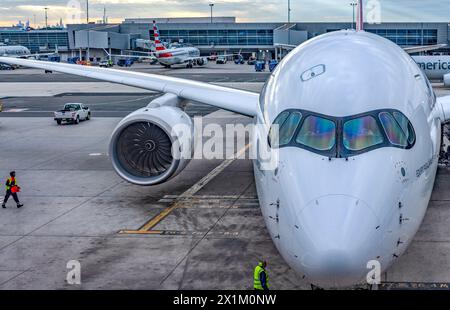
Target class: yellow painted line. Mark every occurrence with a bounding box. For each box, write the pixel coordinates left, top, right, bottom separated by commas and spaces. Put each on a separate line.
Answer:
120, 143, 251, 234
138, 201, 183, 232
119, 230, 164, 235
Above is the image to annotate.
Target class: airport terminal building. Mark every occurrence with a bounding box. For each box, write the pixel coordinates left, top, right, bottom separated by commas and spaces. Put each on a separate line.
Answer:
1, 17, 449, 62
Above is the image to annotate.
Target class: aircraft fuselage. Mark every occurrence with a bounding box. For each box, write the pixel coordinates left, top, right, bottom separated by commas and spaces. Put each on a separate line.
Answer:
412, 55, 450, 80
157, 47, 203, 66
253, 30, 441, 288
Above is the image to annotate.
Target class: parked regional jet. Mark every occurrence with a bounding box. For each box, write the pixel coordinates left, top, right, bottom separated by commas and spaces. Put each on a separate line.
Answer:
0, 45, 31, 57
2, 0, 450, 288
0, 45, 58, 59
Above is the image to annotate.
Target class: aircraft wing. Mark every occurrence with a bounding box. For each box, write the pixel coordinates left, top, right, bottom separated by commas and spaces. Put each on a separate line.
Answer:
108, 53, 157, 60
28, 52, 58, 58
403, 44, 447, 54
184, 56, 210, 62
103, 49, 156, 60
1, 52, 57, 59
274, 43, 297, 50
0, 57, 259, 117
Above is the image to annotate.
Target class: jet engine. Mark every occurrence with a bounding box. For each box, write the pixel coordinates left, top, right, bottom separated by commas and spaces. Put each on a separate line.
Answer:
444, 73, 450, 88
196, 58, 208, 66
109, 96, 194, 186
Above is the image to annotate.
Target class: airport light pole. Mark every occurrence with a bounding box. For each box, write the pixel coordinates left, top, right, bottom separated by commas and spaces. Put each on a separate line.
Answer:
209, 3, 214, 23
44, 8, 49, 29
350, 2, 357, 30
287, 0, 292, 44
288, 0, 291, 24
86, 0, 90, 61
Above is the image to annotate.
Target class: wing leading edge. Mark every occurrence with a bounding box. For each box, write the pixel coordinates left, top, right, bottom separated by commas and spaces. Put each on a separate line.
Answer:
0, 57, 260, 117
404, 44, 447, 54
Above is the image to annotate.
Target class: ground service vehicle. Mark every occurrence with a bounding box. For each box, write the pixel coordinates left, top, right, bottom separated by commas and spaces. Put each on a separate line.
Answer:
54, 103, 91, 125
216, 56, 227, 64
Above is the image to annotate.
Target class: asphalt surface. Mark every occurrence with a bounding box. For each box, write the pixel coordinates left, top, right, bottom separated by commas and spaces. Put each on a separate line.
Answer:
1, 115, 450, 289
0, 63, 267, 117
0, 94, 217, 118
0, 72, 269, 83
0, 64, 270, 83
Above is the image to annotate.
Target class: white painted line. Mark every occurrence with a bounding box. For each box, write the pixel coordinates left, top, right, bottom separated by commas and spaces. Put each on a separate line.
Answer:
4, 108, 29, 112
89, 153, 104, 156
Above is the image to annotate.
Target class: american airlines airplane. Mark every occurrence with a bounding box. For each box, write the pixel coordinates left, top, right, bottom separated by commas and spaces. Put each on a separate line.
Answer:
150, 20, 209, 68
109, 21, 237, 68
412, 56, 450, 85
1, 1, 450, 288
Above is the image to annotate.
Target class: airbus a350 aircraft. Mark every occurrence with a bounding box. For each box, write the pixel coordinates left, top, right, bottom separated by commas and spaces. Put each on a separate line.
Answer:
2, 1, 450, 288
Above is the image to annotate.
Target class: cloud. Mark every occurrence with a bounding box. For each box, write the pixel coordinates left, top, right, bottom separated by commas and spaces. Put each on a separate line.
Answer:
0, 0, 449, 26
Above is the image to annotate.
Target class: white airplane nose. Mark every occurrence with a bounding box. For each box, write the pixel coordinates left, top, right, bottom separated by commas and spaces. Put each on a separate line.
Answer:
298, 195, 382, 288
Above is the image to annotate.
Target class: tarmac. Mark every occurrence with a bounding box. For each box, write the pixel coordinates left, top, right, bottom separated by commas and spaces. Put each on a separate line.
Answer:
0, 62, 450, 289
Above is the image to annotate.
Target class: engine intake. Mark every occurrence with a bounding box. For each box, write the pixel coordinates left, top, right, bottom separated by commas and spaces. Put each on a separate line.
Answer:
116, 122, 173, 177
109, 104, 193, 186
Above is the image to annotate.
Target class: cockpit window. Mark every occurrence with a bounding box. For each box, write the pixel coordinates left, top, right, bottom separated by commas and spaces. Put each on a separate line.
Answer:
269, 111, 302, 148
379, 112, 408, 147
392, 111, 416, 145
280, 112, 302, 146
269, 109, 415, 157
269, 111, 289, 148
296, 115, 336, 151
343, 116, 384, 151
273, 111, 290, 128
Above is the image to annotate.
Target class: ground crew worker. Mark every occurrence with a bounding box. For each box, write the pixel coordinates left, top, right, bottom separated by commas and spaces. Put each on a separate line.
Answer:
2, 171, 23, 209
254, 260, 270, 291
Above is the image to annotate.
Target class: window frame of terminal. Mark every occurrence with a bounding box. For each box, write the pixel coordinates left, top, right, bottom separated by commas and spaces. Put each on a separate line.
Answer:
269, 109, 416, 158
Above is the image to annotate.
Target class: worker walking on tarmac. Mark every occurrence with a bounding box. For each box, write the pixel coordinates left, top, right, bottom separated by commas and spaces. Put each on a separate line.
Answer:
2, 171, 23, 209
254, 260, 270, 291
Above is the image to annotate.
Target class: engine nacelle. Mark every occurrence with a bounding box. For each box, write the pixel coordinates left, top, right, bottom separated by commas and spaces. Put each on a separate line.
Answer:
196, 58, 208, 66
444, 74, 450, 88
109, 104, 194, 186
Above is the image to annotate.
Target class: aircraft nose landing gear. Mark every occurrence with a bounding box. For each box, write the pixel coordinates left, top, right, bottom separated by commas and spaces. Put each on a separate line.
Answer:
440, 124, 450, 167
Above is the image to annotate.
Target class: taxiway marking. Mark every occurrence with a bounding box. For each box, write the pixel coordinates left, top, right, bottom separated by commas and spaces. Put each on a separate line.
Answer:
3, 108, 29, 112
119, 143, 251, 235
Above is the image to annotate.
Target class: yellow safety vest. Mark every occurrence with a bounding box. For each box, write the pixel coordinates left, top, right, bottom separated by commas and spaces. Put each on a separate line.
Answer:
5, 177, 17, 191
254, 263, 270, 290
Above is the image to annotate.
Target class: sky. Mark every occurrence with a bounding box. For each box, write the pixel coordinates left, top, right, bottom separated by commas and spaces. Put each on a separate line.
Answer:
0, 0, 449, 27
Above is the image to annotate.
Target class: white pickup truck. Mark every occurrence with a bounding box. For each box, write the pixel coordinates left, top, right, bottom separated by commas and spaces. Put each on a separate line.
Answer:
54, 103, 91, 125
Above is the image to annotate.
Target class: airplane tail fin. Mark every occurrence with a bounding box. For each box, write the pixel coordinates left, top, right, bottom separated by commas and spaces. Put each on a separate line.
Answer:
356, 0, 364, 31
152, 20, 166, 51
